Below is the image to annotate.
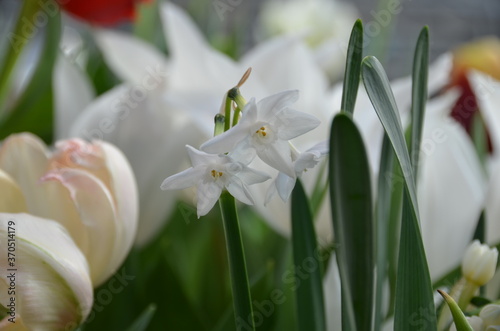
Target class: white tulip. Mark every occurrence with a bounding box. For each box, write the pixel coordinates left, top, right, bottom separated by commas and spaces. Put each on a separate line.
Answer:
462, 240, 498, 286
0, 133, 138, 286
0, 213, 93, 330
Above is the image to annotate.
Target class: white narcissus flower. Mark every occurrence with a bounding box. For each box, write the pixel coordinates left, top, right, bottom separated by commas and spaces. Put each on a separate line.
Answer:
266, 140, 328, 203
65, 2, 334, 245
0, 133, 138, 286
462, 240, 498, 286
201, 90, 321, 178
0, 213, 93, 330
161, 145, 270, 217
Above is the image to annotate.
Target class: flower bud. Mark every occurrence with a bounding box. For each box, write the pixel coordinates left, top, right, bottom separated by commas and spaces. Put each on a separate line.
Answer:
462, 240, 498, 286
481, 304, 500, 327
0, 133, 139, 286
0, 213, 93, 330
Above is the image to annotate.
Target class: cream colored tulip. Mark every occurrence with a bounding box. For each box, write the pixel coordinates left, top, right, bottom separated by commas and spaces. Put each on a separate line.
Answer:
462, 240, 498, 286
0, 133, 138, 286
0, 213, 93, 330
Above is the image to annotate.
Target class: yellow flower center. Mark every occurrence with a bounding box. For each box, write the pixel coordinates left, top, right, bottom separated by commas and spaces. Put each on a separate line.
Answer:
211, 170, 223, 179
255, 126, 267, 137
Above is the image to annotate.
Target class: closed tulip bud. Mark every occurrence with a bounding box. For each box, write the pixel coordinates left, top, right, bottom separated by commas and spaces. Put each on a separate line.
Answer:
480, 304, 500, 327
462, 240, 498, 286
0, 213, 93, 330
0, 133, 139, 286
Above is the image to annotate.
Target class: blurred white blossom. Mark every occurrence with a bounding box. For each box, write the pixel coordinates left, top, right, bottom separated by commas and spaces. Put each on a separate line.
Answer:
0, 213, 93, 330
0, 133, 138, 286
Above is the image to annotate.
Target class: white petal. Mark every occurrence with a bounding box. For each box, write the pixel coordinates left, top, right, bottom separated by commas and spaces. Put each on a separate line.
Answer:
226, 177, 255, 205
98, 141, 139, 283
0, 133, 50, 215
418, 94, 486, 280
468, 70, 500, 152
275, 172, 296, 202
0, 169, 27, 213
94, 28, 169, 87
257, 90, 299, 120
242, 37, 327, 112
186, 145, 219, 167
0, 213, 93, 329
161, 167, 205, 190
41, 168, 121, 286
257, 139, 295, 178
53, 51, 95, 139
201, 124, 251, 154
160, 2, 241, 91
234, 166, 271, 185
275, 109, 321, 140
196, 182, 222, 217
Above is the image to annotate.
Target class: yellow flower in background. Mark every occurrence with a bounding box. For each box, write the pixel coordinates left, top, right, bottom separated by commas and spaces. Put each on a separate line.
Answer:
0, 213, 93, 330
0, 133, 138, 286
451, 37, 500, 86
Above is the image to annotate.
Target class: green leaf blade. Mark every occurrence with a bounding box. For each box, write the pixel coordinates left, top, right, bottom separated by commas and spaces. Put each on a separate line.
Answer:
341, 19, 364, 115
329, 113, 374, 331
410, 27, 429, 176
438, 290, 474, 331
291, 180, 326, 331
361, 55, 436, 331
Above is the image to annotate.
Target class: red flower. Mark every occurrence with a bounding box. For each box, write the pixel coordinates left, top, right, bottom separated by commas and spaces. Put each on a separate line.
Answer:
57, 0, 150, 26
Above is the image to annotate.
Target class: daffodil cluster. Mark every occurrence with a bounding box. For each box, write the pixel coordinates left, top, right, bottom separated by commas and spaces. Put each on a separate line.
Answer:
161, 89, 325, 217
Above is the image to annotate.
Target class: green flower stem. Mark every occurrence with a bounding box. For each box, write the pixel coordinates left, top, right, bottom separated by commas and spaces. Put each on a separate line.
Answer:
219, 191, 255, 330
0, 0, 41, 116
457, 281, 479, 310
232, 107, 241, 127
224, 94, 232, 131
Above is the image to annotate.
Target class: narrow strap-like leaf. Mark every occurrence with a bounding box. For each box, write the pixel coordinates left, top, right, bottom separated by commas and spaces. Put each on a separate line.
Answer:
329, 113, 374, 331
437, 290, 474, 331
409, 27, 429, 177
291, 180, 326, 331
341, 20, 364, 115
361, 55, 436, 331
219, 191, 255, 330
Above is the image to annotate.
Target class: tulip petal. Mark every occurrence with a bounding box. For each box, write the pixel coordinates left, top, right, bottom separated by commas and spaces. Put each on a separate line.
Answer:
468, 70, 500, 153
97, 141, 139, 279
94, 28, 170, 87
0, 213, 93, 330
0, 133, 50, 215
41, 168, 121, 286
418, 93, 486, 280
0, 169, 27, 213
